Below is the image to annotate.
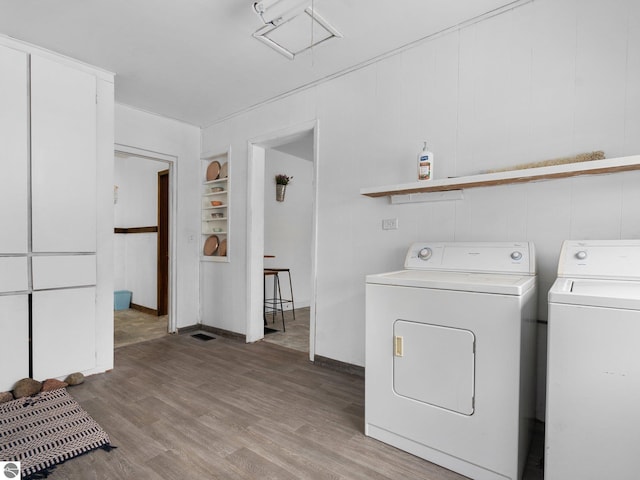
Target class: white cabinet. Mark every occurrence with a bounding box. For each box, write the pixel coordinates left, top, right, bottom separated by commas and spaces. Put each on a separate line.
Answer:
32, 288, 96, 380
0, 44, 28, 254
0, 44, 30, 392
0, 38, 110, 390
0, 295, 29, 391
0, 257, 28, 293
32, 255, 96, 290
31, 55, 97, 253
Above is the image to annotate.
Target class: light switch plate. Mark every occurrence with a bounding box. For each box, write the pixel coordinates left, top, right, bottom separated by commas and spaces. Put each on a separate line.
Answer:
382, 218, 398, 230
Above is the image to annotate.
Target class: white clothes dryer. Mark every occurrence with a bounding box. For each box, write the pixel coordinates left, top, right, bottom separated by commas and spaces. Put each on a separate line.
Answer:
365, 242, 537, 480
546, 240, 640, 480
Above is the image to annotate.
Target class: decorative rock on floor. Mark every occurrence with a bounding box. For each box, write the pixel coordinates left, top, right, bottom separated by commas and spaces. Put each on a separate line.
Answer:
0, 391, 13, 404
65, 372, 85, 386
13, 378, 42, 398
3, 372, 84, 403
42, 378, 69, 391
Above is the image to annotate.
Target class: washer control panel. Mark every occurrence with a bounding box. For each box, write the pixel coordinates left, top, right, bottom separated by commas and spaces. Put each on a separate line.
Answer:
404, 242, 535, 274
558, 240, 640, 279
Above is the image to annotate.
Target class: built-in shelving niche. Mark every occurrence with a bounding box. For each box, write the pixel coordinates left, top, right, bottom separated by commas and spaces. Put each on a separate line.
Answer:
201, 150, 230, 262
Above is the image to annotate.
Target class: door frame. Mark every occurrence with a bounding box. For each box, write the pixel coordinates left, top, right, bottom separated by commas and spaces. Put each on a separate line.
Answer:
246, 120, 319, 361
114, 144, 178, 333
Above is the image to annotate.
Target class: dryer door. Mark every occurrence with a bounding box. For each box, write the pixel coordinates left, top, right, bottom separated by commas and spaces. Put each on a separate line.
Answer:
393, 320, 475, 415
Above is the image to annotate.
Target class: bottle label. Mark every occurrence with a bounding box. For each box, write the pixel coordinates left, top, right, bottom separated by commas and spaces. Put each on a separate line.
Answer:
418, 154, 431, 180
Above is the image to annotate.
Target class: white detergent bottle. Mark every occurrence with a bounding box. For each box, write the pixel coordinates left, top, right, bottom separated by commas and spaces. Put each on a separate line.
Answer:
418, 141, 433, 181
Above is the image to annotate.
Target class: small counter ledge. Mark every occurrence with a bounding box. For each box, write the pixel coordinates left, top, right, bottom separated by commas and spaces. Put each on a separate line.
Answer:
360, 154, 640, 198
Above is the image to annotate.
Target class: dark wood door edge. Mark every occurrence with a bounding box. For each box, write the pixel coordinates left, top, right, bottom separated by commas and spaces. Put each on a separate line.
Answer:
115, 226, 158, 234
157, 170, 169, 316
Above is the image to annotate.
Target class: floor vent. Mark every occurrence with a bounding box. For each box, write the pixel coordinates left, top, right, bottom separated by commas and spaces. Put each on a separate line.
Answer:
191, 333, 216, 341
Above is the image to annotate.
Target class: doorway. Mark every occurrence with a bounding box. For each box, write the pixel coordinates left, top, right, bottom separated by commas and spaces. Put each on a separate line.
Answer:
113, 145, 178, 347
247, 121, 319, 360
262, 134, 313, 352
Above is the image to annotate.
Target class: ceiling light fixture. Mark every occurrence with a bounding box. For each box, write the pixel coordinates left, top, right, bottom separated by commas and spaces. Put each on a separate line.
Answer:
253, 0, 309, 26
252, 1, 341, 60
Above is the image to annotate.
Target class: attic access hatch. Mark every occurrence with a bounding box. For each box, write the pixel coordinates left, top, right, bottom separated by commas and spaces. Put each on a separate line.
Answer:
253, 7, 342, 60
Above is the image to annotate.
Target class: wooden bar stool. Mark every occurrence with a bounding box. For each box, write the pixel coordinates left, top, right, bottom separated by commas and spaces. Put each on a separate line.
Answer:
263, 269, 285, 331
266, 268, 295, 321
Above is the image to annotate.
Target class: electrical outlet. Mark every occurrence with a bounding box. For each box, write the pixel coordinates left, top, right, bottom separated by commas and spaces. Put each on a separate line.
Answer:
382, 218, 398, 230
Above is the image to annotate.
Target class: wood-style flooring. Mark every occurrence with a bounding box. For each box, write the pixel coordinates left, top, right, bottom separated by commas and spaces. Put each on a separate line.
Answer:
262, 307, 310, 353
53, 333, 544, 479
114, 309, 168, 348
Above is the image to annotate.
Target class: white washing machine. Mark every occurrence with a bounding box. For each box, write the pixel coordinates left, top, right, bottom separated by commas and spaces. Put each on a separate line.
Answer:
365, 242, 537, 480
546, 240, 640, 480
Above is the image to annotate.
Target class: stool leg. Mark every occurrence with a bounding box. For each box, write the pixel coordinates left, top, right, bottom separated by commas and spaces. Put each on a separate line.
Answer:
276, 275, 285, 332
263, 274, 267, 326
272, 274, 277, 324
286, 270, 295, 322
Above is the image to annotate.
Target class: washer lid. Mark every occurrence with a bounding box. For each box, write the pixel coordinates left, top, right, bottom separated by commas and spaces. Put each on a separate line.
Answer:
366, 269, 536, 295
549, 277, 640, 309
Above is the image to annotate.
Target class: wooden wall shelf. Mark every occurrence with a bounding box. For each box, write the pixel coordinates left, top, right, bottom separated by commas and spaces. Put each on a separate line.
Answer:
360, 155, 640, 198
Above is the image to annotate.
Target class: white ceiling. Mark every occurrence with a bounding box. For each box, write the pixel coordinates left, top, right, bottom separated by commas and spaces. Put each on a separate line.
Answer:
0, 0, 523, 127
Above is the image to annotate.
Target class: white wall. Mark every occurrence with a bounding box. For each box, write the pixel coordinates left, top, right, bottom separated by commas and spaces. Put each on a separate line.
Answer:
114, 156, 166, 309
263, 148, 313, 309
115, 104, 201, 329
201, 0, 640, 418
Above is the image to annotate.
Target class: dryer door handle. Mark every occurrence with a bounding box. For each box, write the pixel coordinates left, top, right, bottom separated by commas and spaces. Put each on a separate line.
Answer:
394, 336, 404, 357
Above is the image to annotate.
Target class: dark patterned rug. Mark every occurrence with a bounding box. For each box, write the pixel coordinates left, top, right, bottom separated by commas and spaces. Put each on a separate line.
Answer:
0, 388, 114, 479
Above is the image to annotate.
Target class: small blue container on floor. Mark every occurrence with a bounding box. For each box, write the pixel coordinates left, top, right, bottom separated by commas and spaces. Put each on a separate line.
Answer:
114, 290, 132, 310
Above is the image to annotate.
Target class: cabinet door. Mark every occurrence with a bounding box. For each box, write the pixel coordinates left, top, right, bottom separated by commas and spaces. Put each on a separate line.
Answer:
32, 254, 96, 290
0, 44, 28, 254
0, 295, 29, 391
31, 55, 97, 253
32, 287, 96, 379
0, 257, 29, 293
